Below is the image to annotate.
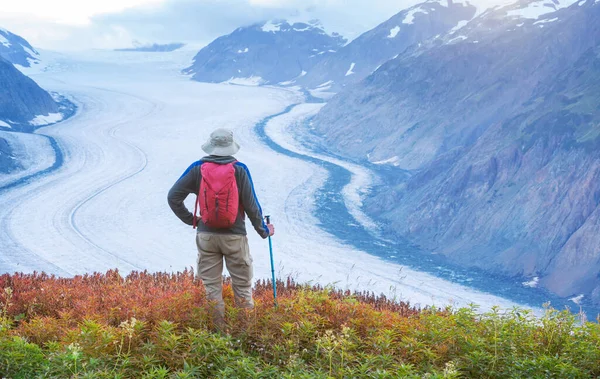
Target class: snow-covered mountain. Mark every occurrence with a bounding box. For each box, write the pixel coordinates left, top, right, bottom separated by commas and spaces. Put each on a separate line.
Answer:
0, 27, 40, 67
0, 56, 60, 132
183, 20, 346, 85
311, 0, 600, 306
297, 0, 477, 91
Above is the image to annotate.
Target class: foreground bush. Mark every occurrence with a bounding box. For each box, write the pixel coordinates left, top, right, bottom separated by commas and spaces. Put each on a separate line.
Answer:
0, 270, 598, 378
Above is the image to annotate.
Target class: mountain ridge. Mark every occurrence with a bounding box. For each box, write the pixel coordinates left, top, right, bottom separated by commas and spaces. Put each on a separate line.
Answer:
0, 27, 40, 67
310, 0, 600, 306
183, 20, 346, 85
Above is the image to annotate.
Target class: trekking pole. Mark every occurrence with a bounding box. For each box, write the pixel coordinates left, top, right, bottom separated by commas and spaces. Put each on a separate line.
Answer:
265, 215, 277, 308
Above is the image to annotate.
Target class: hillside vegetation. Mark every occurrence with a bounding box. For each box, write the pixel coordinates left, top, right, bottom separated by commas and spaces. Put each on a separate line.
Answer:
0, 271, 599, 378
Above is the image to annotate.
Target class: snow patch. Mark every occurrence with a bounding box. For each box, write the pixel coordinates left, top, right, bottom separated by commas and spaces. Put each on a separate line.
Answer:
29, 113, 63, 126
237, 47, 249, 53
534, 17, 559, 24
373, 156, 400, 166
387, 26, 401, 38
293, 25, 312, 32
522, 277, 539, 288
279, 70, 306, 86
317, 80, 334, 88
223, 76, 264, 86
262, 21, 281, 33
345, 62, 356, 76
0, 33, 11, 47
506, 0, 579, 19
449, 20, 469, 35
0, 120, 11, 128
569, 294, 584, 305
447, 35, 468, 44
23, 45, 38, 57
403, 7, 429, 24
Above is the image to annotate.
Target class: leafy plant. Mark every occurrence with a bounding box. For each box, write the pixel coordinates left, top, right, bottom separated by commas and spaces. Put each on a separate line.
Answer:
0, 271, 598, 378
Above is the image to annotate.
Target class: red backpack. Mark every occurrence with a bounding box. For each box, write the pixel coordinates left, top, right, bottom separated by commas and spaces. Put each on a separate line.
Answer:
193, 162, 239, 229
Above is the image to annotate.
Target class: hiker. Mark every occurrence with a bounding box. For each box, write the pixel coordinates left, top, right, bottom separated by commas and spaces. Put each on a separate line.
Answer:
167, 128, 274, 329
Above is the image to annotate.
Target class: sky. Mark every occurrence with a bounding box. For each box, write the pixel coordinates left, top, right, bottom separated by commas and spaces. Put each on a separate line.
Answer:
0, 0, 420, 51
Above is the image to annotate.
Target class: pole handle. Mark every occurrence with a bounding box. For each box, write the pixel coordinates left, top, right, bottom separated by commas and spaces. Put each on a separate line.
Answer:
265, 215, 271, 224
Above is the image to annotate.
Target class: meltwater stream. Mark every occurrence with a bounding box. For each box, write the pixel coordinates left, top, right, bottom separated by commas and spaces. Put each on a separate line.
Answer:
255, 99, 600, 319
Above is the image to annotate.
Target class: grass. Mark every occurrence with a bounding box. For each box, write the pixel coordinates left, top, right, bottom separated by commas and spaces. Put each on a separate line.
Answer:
0, 270, 599, 378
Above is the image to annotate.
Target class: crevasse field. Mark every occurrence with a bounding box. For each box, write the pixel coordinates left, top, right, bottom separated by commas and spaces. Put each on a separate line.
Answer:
0, 49, 525, 312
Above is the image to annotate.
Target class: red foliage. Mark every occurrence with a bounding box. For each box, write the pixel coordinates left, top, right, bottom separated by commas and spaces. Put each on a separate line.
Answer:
0, 269, 207, 326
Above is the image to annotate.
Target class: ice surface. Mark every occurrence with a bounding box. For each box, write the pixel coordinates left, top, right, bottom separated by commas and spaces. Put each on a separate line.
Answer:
263, 103, 527, 311
345, 62, 356, 76
387, 26, 401, 38
29, 113, 63, 126
0, 130, 55, 188
403, 8, 429, 24
0, 49, 536, 313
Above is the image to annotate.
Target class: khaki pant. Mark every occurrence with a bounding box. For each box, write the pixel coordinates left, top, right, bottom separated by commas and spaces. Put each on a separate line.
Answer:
196, 233, 254, 328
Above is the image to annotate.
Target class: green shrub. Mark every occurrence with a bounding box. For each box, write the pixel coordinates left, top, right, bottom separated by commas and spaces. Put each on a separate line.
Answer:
0, 271, 599, 378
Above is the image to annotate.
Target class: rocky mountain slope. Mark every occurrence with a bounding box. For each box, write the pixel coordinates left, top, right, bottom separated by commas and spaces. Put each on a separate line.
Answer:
297, 0, 477, 91
0, 27, 40, 67
0, 56, 59, 132
183, 20, 346, 85
311, 0, 600, 306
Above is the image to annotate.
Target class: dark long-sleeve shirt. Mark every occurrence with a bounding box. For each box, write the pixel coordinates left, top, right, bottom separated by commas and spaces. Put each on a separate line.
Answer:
167, 155, 270, 239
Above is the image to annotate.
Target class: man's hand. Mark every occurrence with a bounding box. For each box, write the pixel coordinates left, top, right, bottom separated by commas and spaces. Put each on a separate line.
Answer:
267, 223, 275, 237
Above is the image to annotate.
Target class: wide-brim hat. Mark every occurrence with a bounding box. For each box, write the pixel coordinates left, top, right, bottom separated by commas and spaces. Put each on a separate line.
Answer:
201, 128, 241, 156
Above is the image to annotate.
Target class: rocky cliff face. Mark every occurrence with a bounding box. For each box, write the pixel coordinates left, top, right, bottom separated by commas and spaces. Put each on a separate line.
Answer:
183, 20, 346, 85
297, 0, 477, 91
312, 0, 600, 305
0, 56, 59, 132
0, 27, 40, 67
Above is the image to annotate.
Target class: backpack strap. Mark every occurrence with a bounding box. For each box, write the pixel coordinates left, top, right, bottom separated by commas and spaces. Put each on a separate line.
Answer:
192, 161, 204, 229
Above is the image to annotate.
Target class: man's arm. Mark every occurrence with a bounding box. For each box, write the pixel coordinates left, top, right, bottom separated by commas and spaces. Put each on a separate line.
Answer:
236, 163, 270, 239
167, 162, 201, 226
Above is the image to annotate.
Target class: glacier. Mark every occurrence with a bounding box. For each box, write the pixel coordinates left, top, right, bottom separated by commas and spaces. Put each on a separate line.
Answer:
0, 49, 542, 314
